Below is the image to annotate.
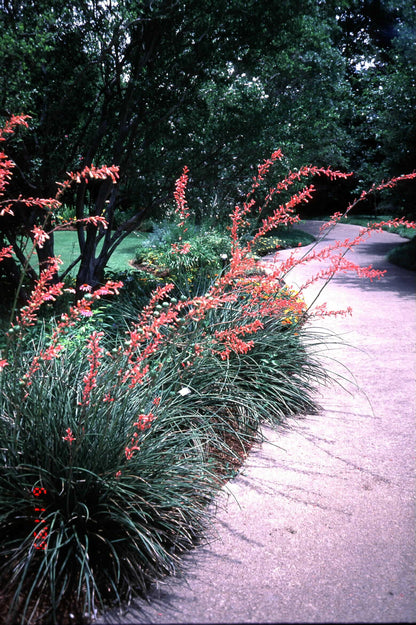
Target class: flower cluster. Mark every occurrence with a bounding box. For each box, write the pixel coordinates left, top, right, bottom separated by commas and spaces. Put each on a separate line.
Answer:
20, 280, 123, 390
173, 166, 190, 228
80, 331, 104, 407
213, 319, 264, 360
171, 242, 191, 255
0, 116, 29, 182
62, 428, 76, 445
125, 412, 157, 461
56, 164, 119, 199
13, 258, 64, 329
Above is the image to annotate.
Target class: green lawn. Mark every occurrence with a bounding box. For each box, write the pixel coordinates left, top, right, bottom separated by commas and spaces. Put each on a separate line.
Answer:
54, 231, 139, 274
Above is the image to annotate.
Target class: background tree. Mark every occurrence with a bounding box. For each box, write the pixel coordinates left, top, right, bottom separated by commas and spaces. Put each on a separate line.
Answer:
336, 0, 416, 214
0, 0, 414, 291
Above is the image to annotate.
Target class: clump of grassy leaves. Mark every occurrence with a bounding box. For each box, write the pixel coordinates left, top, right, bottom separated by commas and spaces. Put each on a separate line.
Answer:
1, 132, 415, 624
0, 343, 218, 623
0, 275, 326, 624
0, 170, 328, 624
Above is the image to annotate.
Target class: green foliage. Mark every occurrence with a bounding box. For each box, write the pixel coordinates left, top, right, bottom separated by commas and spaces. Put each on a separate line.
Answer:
2, 0, 414, 288
1, 126, 415, 623
338, 0, 416, 210
0, 1, 365, 215
251, 228, 316, 256
387, 236, 416, 271
0, 273, 328, 623
134, 221, 231, 295
185, 285, 328, 424
0, 335, 219, 622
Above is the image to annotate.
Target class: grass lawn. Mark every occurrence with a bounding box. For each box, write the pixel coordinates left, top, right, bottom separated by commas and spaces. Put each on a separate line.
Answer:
54, 231, 139, 274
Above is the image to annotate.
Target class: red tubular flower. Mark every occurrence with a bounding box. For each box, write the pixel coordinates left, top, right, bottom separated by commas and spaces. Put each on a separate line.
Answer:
95, 280, 123, 296
15, 258, 64, 328
171, 242, 191, 255
0, 116, 31, 194
125, 445, 140, 461
125, 411, 157, 461
31, 225, 50, 249
0, 114, 30, 140
173, 166, 190, 226
0, 245, 13, 262
0, 203, 14, 216
34, 527, 48, 551
133, 412, 155, 431
213, 319, 264, 360
65, 164, 119, 185
77, 216, 108, 229
80, 331, 104, 407
121, 363, 150, 388
63, 428, 76, 445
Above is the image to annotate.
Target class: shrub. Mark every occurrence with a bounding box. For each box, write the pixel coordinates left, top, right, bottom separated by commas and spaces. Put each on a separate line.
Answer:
134, 221, 231, 296
0, 342, 219, 623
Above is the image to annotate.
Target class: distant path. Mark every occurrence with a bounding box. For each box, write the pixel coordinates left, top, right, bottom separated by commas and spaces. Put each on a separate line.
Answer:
98, 223, 416, 624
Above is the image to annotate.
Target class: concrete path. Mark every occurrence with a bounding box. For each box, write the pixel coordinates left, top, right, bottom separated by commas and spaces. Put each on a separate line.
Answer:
97, 222, 415, 624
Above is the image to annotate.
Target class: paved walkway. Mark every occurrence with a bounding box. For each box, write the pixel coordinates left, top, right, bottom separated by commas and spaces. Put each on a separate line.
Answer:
98, 222, 415, 624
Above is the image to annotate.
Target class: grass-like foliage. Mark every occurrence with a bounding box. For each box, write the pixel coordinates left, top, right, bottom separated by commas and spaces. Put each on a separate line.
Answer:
0, 335, 219, 623
1, 118, 415, 623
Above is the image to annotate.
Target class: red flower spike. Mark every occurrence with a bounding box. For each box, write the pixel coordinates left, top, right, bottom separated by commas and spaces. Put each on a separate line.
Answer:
80, 331, 104, 407
63, 427, 76, 445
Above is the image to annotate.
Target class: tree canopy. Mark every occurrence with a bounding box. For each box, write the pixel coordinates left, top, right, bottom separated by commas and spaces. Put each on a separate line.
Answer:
0, 0, 415, 288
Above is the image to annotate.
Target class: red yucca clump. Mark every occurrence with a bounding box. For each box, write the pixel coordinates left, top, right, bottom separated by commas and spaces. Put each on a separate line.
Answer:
0, 115, 415, 624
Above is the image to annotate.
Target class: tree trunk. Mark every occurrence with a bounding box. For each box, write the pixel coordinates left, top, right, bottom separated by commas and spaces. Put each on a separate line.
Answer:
75, 224, 104, 292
